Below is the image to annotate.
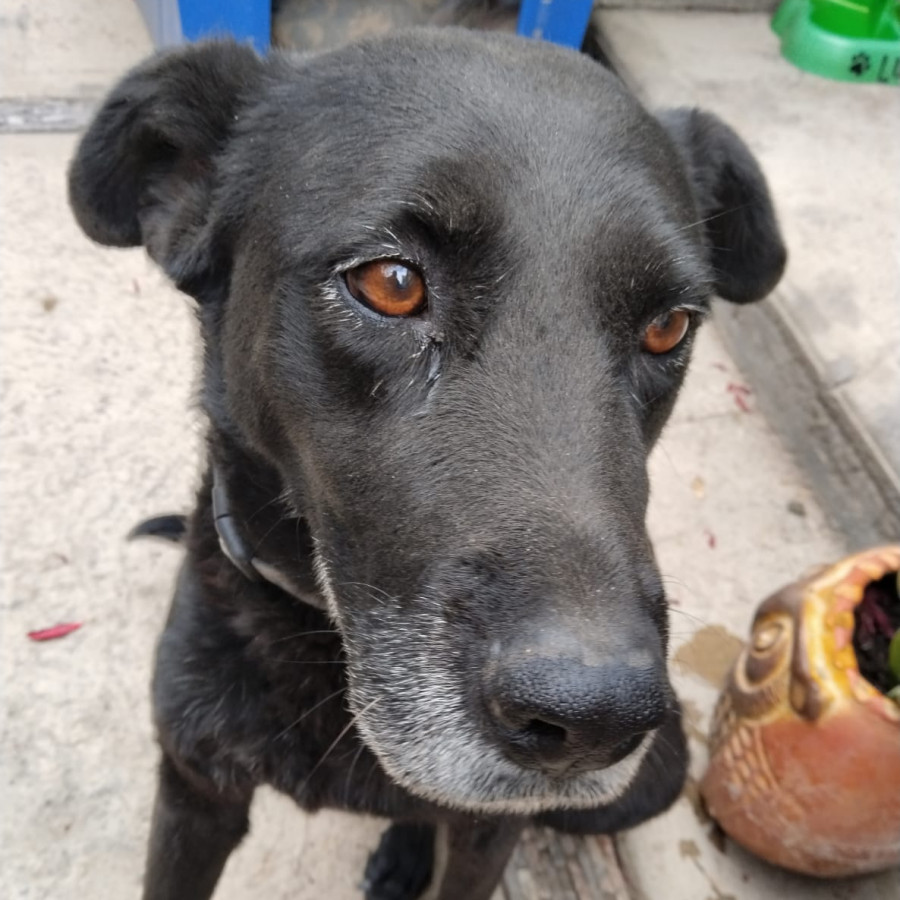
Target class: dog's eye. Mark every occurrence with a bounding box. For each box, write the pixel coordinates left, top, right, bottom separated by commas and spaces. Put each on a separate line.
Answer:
344, 260, 427, 317
642, 309, 690, 354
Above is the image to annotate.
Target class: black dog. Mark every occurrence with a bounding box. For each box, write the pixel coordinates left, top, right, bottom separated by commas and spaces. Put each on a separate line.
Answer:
68, 24, 784, 900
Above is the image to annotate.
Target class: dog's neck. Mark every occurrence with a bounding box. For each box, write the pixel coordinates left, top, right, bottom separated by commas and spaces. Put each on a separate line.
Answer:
209, 441, 327, 611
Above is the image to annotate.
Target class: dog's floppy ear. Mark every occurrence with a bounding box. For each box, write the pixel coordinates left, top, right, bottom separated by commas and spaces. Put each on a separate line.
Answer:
68, 41, 265, 297
658, 108, 786, 304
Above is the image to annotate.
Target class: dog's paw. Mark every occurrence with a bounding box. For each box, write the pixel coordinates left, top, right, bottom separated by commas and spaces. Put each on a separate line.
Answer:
361, 822, 434, 900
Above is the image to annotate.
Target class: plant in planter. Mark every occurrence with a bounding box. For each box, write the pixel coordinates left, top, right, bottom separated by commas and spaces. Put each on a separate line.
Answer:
857, 569, 900, 700
890, 629, 900, 700
701, 545, 900, 877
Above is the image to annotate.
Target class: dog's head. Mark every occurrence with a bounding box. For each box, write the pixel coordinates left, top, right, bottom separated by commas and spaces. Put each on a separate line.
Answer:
70, 32, 784, 815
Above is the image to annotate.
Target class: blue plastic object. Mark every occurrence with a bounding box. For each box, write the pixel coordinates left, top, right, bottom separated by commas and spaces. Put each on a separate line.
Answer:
136, 0, 270, 53
517, 0, 594, 49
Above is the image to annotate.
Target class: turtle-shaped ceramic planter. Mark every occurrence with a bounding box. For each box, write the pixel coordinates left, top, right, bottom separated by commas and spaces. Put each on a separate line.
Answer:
701, 545, 900, 877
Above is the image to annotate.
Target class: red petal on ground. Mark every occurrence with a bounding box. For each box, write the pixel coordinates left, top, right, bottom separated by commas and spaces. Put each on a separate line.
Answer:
27, 622, 82, 642
705, 530, 718, 549
726, 382, 752, 412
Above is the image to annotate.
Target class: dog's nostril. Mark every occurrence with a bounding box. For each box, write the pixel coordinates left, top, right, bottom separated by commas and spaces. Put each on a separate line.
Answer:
484, 646, 667, 774
525, 718, 567, 744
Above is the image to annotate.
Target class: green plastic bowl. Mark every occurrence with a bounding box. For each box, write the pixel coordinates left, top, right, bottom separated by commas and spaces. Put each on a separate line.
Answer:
772, 0, 900, 84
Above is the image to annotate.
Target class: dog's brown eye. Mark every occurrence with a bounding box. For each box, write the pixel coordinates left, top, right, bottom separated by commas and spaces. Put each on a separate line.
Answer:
345, 260, 426, 317
642, 309, 690, 354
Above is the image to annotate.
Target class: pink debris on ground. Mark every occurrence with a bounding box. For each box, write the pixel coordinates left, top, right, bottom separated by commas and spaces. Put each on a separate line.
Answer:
27, 622, 82, 642
726, 382, 752, 413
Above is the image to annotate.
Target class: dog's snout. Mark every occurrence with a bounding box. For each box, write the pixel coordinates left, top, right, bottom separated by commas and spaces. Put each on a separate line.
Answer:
484, 645, 668, 776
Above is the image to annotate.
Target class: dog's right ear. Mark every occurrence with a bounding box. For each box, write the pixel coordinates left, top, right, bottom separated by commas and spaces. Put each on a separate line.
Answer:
68, 41, 265, 297
657, 108, 787, 305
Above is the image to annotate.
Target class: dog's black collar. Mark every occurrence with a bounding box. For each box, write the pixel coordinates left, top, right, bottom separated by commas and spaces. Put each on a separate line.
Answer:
211, 466, 327, 610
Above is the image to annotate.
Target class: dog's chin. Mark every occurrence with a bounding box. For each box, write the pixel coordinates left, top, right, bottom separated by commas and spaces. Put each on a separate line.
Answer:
351, 700, 654, 816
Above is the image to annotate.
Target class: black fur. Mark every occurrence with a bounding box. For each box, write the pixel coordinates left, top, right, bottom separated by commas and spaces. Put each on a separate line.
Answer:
69, 25, 785, 900
363, 822, 435, 900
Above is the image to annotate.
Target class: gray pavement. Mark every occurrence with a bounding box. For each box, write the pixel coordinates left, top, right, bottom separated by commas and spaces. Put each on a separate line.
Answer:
1, 3, 897, 899
598, 8, 900, 545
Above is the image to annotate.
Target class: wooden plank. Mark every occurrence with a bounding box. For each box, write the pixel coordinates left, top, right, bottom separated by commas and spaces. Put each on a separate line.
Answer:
502, 828, 630, 900
0, 99, 96, 134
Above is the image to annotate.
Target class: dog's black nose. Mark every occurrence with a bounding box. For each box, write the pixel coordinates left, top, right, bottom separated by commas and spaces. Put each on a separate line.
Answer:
484, 648, 668, 776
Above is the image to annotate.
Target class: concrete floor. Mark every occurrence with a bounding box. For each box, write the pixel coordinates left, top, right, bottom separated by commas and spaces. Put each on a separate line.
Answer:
1, 3, 897, 899
599, 7, 900, 547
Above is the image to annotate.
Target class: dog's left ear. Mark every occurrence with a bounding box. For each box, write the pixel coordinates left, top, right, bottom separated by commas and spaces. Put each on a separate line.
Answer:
658, 108, 786, 304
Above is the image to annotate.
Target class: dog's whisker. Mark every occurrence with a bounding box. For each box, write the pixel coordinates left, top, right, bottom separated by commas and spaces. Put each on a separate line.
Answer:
245, 492, 291, 525
672, 203, 753, 234
660, 576, 699, 599
269, 629, 339, 645
338, 581, 397, 604
651, 436, 683, 479
272, 659, 346, 665
361, 756, 381, 804
236, 464, 294, 501
250, 511, 297, 557
641, 741, 683, 780
343, 742, 366, 807
299, 699, 379, 796
294, 514, 306, 560
668, 607, 714, 628
274, 686, 346, 741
